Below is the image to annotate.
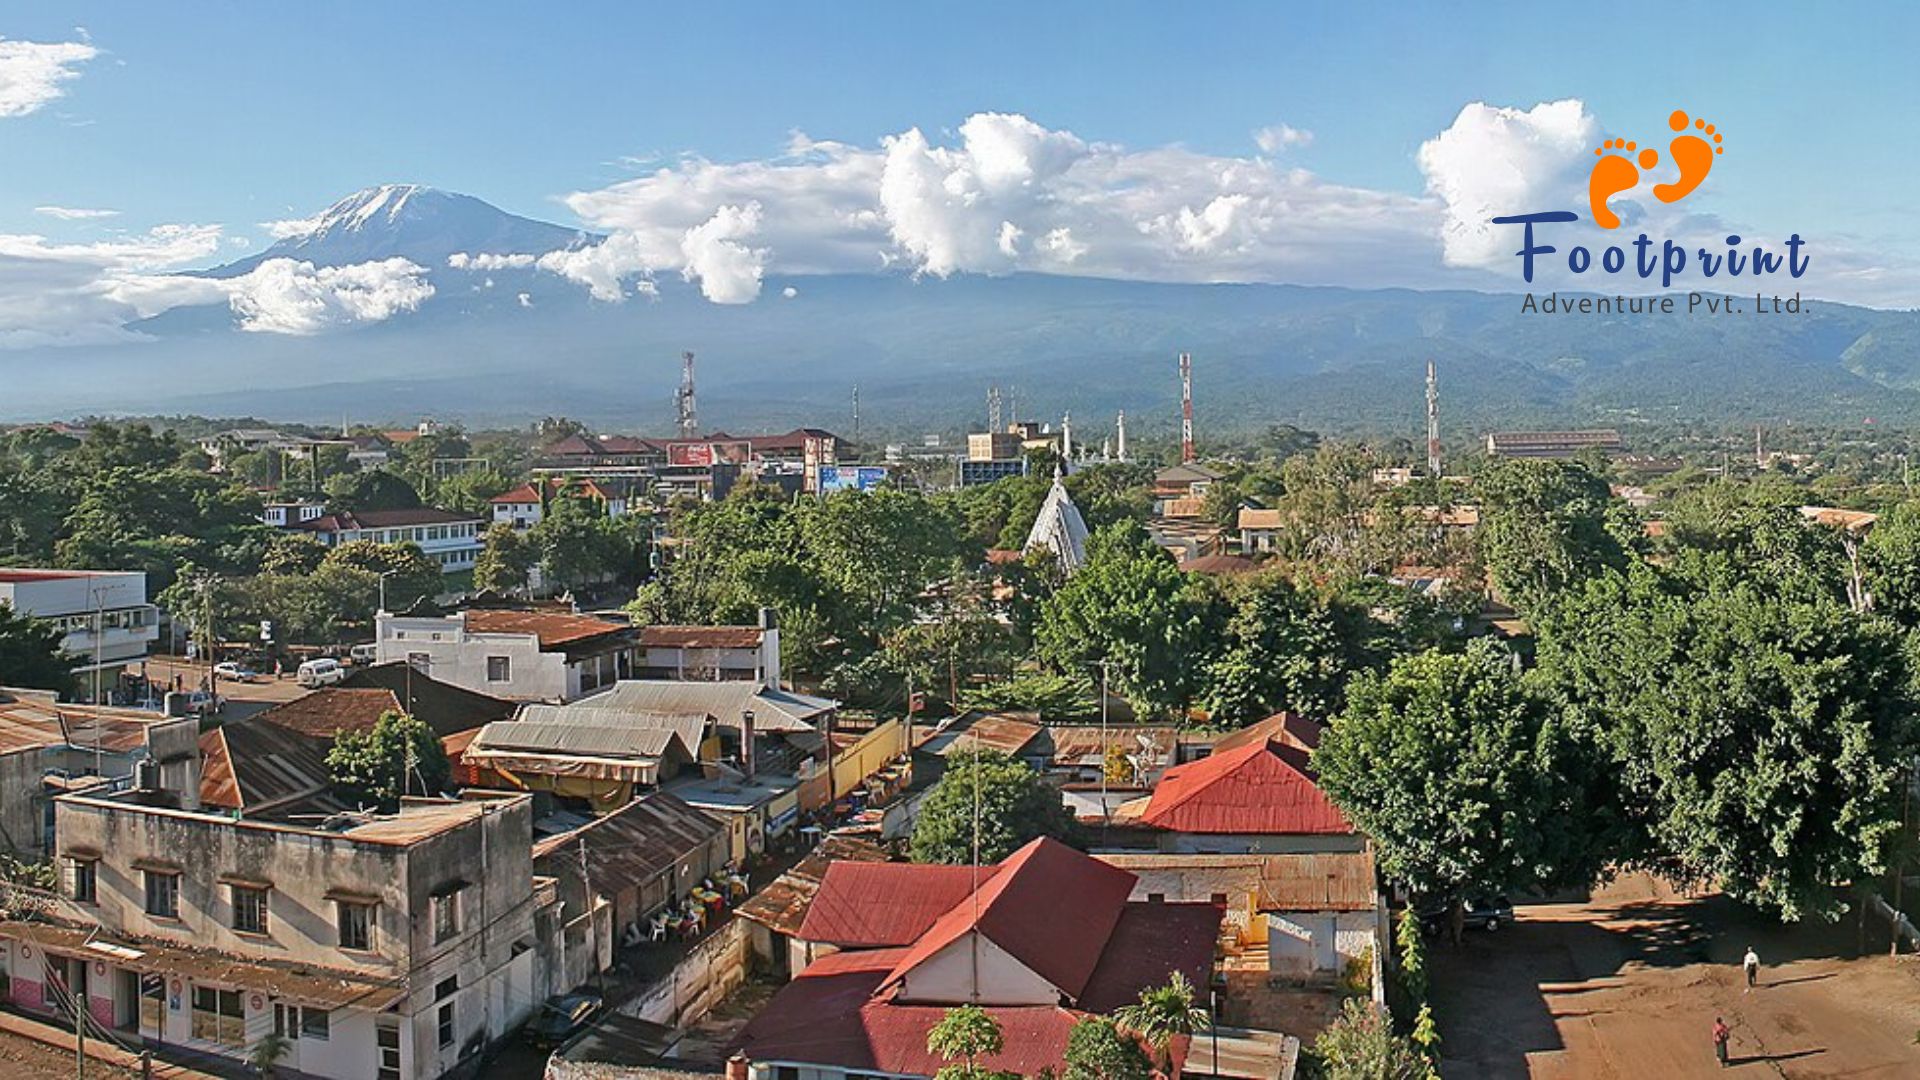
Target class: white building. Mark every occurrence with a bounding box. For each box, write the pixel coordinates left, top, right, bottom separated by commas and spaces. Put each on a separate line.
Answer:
261, 500, 329, 528
636, 614, 781, 685
294, 509, 485, 573
8, 789, 543, 1080
0, 569, 158, 704
376, 609, 638, 702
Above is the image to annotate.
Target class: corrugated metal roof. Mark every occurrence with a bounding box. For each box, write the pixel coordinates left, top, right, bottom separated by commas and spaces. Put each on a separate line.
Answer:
799, 863, 998, 947
930, 713, 1042, 757
1097, 851, 1379, 912
881, 837, 1136, 1001
735, 833, 889, 937
463, 609, 631, 650
0, 693, 177, 756
514, 705, 709, 753
477, 714, 704, 758
531, 791, 723, 896
591, 681, 833, 733
639, 625, 764, 649
198, 722, 337, 812
1212, 711, 1323, 755
1139, 737, 1352, 835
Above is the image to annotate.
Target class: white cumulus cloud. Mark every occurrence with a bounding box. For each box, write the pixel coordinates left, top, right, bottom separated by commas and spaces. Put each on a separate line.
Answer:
680, 203, 767, 304
0, 37, 97, 118
1416, 99, 1597, 268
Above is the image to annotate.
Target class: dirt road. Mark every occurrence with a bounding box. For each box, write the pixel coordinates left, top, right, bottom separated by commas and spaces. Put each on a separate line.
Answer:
1430, 874, 1920, 1078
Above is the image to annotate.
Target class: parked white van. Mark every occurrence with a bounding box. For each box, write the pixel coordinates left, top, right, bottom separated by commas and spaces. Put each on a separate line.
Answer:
297, 658, 347, 687
348, 643, 379, 666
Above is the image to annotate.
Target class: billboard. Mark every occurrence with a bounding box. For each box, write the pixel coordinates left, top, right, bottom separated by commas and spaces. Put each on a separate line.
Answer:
818, 465, 889, 493
667, 442, 713, 467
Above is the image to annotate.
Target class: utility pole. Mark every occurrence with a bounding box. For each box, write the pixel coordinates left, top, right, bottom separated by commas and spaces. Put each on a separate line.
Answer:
1179, 352, 1195, 464
1097, 659, 1112, 845
1426, 358, 1442, 479
579, 839, 603, 993
851, 385, 861, 444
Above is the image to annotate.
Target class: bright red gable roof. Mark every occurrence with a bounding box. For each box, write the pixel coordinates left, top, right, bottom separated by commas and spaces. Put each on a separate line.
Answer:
1140, 737, 1352, 835
489, 483, 541, 504
882, 836, 1136, 1001
798, 863, 997, 947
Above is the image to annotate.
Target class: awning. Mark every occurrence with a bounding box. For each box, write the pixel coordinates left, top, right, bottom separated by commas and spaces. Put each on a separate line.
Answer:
463, 749, 660, 784
0, 919, 405, 1011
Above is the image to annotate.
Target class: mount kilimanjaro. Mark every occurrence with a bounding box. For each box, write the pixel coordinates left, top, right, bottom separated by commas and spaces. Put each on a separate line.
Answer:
9, 185, 1920, 437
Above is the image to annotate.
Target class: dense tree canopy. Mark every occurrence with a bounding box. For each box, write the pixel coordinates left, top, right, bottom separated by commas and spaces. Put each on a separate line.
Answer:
1474, 458, 1628, 617
326, 711, 451, 811
910, 750, 1078, 864
0, 601, 75, 693
1316, 641, 1606, 910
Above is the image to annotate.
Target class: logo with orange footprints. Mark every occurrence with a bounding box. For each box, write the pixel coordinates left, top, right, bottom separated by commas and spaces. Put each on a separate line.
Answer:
1589, 110, 1724, 229
1491, 106, 1806, 290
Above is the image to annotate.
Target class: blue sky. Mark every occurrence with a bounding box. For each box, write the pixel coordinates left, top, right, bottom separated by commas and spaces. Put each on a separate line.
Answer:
0, 1, 1915, 345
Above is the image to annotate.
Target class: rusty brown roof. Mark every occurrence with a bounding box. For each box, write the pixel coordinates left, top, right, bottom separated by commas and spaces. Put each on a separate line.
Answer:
532, 791, 723, 896
1097, 850, 1377, 912
463, 609, 632, 650
735, 833, 890, 937
639, 625, 764, 649
0, 692, 175, 756
198, 723, 338, 813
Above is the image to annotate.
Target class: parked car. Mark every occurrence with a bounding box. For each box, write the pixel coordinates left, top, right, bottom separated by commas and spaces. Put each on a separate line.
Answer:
296, 658, 347, 687
182, 690, 218, 716
525, 993, 602, 1048
1418, 896, 1515, 934
212, 662, 256, 681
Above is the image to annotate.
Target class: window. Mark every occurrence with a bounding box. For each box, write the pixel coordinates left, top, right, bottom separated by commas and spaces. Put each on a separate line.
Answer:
232, 885, 269, 934
301, 1007, 331, 1041
485, 656, 510, 682
337, 900, 373, 951
437, 1000, 455, 1049
434, 975, 458, 1001
431, 889, 463, 944
190, 986, 244, 1046
65, 858, 96, 903
407, 652, 431, 672
144, 871, 179, 918
377, 1022, 401, 1080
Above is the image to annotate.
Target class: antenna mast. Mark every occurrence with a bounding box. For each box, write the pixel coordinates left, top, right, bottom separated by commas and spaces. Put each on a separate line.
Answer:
1179, 352, 1194, 463
987, 386, 1003, 433
1426, 358, 1442, 478
676, 351, 698, 439
852, 385, 861, 443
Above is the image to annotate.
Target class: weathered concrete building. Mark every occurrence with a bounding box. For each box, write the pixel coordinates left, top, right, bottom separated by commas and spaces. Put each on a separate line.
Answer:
2, 789, 542, 1080
377, 608, 639, 702
0, 688, 199, 858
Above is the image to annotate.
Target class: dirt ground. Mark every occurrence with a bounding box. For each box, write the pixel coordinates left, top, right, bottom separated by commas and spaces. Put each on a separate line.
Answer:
0, 1030, 134, 1078
1429, 873, 1920, 1078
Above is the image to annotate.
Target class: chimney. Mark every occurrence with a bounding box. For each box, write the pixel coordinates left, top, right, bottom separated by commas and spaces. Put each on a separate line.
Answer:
741, 709, 756, 781
726, 1054, 750, 1080
758, 607, 781, 690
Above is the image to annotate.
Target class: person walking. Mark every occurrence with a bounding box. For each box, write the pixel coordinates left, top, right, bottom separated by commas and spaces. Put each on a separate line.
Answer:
1743, 945, 1760, 991
1712, 1017, 1731, 1067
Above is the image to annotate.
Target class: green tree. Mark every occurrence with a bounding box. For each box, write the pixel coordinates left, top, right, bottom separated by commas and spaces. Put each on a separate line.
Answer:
530, 494, 634, 590
1534, 563, 1920, 920
1863, 500, 1920, 625
1112, 970, 1211, 1074
0, 601, 74, 693
1474, 457, 1628, 618
1305, 998, 1433, 1080
1395, 908, 1428, 1007
1036, 521, 1224, 716
958, 672, 1096, 719
260, 532, 328, 577
326, 711, 451, 811
1315, 642, 1604, 939
795, 488, 966, 637
910, 750, 1077, 864
435, 468, 518, 515
473, 524, 537, 595
322, 540, 440, 612
1063, 1016, 1153, 1080
926, 1004, 1016, 1080
1204, 572, 1353, 724
323, 469, 422, 512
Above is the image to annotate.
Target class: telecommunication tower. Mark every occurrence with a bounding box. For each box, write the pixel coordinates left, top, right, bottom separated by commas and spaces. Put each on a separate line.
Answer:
1179, 352, 1194, 463
676, 351, 698, 439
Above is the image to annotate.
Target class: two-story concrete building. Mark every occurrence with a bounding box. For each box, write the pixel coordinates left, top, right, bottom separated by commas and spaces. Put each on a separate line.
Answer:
376, 609, 639, 702
3, 789, 542, 1080
0, 569, 159, 704
293, 509, 486, 574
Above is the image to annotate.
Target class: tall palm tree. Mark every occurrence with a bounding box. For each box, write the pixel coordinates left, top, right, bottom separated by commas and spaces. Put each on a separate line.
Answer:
1113, 970, 1212, 1074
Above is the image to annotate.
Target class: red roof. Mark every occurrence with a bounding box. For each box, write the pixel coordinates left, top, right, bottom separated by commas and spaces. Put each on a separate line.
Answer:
462, 609, 629, 649
739, 905, 1213, 1074
0, 569, 106, 583
489, 483, 541, 504
799, 863, 998, 947
882, 837, 1136, 1001
1139, 737, 1352, 835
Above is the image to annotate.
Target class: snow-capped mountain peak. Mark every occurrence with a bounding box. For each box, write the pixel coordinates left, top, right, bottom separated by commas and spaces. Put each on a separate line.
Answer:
209, 184, 599, 279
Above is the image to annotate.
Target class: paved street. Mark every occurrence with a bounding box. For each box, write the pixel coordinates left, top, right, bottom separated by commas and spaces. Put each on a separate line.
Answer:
1431, 873, 1920, 1078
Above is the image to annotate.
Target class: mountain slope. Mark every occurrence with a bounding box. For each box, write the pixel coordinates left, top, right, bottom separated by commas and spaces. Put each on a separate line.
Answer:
7, 186, 1920, 435
207, 184, 597, 277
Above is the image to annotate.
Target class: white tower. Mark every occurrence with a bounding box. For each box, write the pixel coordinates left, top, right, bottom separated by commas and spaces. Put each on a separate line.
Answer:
1116, 410, 1128, 463
1062, 412, 1073, 462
